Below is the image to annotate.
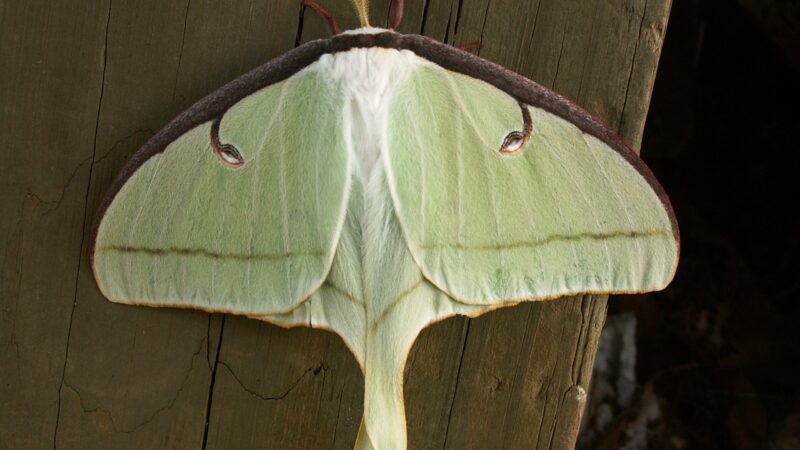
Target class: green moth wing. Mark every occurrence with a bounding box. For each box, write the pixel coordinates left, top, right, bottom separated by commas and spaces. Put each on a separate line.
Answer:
89, 28, 680, 450
92, 67, 351, 315
386, 61, 679, 305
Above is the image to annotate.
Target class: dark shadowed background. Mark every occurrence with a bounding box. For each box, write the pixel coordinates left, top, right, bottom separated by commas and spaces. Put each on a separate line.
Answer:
579, 0, 800, 448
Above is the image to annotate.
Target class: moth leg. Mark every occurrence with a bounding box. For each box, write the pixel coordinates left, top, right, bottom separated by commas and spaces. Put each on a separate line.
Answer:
389, 0, 404, 30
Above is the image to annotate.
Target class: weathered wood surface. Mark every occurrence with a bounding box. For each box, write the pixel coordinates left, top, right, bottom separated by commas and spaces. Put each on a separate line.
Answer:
0, 0, 670, 448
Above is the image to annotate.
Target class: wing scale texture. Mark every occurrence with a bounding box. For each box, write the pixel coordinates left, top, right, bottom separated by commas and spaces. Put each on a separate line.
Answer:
90, 33, 679, 450
385, 62, 678, 305
93, 67, 351, 314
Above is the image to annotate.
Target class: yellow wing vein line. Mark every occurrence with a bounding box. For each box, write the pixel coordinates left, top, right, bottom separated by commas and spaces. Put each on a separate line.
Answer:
322, 281, 363, 306
540, 129, 615, 272
581, 133, 646, 263
277, 93, 292, 298
210, 185, 229, 299
441, 69, 493, 148
99, 245, 325, 261
180, 141, 216, 296
504, 107, 543, 260
443, 70, 506, 268
127, 151, 167, 296
314, 104, 323, 253
419, 229, 671, 251
455, 84, 467, 288
531, 133, 582, 266
243, 80, 289, 165
410, 81, 430, 243
369, 279, 425, 332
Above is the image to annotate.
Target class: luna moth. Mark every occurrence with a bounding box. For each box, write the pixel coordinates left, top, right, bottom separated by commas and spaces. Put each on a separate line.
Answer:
89, 0, 679, 448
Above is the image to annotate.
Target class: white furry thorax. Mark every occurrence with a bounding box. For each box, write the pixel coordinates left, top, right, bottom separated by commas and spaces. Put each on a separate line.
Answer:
313, 46, 420, 182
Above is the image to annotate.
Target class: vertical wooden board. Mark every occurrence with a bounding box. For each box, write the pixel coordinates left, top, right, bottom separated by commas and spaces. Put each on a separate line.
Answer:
416, 0, 460, 41
406, 0, 669, 448
204, 317, 363, 449
512, 0, 596, 96
0, 0, 108, 447
440, 305, 545, 449
443, 0, 490, 46
57, 0, 328, 448
0, 0, 673, 448
463, 0, 543, 68
171, 0, 301, 110
56, 1, 215, 448
403, 317, 470, 449
564, 0, 649, 133
442, 298, 607, 449
617, 0, 672, 150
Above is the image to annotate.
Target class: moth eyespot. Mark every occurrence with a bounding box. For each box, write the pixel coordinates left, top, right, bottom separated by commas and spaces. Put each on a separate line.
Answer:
499, 131, 528, 156
215, 144, 245, 168
499, 102, 533, 157
210, 117, 244, 169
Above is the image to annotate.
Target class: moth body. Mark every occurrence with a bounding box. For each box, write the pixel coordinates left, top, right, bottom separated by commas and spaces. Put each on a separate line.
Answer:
316, 45, 416, 181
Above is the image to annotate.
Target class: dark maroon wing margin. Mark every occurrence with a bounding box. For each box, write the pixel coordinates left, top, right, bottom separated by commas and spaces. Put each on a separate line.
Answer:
89, 31, 679, 259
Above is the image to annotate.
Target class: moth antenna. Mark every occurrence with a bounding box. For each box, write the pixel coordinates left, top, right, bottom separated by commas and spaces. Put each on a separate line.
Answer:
302, 0, 341, 36
389, 0, 403, 30
350, 0, 370, 27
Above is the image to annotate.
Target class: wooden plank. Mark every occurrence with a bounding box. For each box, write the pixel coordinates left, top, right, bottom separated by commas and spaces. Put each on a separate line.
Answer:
53, 2, 212, 448
53, 1, 315, 448
402, 0, 672, 448
1, 0, 671, 448
0, 1, 109, 448
203, 318, 364, 449
417, 1, 671, 448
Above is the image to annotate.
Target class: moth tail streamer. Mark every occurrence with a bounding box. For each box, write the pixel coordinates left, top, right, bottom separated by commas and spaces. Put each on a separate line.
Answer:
354, 419, 376, 450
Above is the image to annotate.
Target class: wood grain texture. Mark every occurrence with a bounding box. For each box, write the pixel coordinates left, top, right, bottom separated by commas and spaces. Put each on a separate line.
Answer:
0, 0, 671, 448
0, 1, 108, 447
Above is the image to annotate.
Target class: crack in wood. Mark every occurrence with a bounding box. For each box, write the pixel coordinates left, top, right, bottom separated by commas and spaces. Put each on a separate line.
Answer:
419, 0, 432, 35
24, 156, 92, 216
201, 4, 316, 445
201, 315, 224, 449
171, 0, 193, 103
51, 1, 112, 447
515, 0, 543, 73
330, 387, 346, 446
552, 23, 568, 88
218, 360, 326, 402
498, 305, 537, 439
93, 128, 154, 165
440, 319, 470, 450
59, 334, 204, 435
619, 0, 655, 148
